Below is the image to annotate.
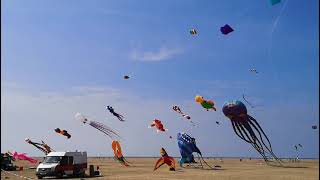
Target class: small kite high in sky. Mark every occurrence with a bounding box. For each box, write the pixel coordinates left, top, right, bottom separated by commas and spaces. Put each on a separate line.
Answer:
123, 75, 130, 79
195, 95, 216, 111
112, 140, 131, 166
54, 128, 71, 139
154, 148, 175, 171
271, 0, 281, 5
107, 106, 125, 122
75, 113, 121, 140
249, 69, 258, 74
190, 28, 197, 35
25, 138, 54, 155
312, 125, 317, 129
220, 24, 234, 35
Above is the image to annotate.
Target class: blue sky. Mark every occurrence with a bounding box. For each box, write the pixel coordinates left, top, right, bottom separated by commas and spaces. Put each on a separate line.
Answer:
1, 0, 319, 158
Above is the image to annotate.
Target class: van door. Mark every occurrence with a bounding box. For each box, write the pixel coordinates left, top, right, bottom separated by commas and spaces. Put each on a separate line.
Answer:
60, 156, 73, 175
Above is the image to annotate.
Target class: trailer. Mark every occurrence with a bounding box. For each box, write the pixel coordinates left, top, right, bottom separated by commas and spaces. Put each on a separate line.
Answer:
36, 151, 87, 179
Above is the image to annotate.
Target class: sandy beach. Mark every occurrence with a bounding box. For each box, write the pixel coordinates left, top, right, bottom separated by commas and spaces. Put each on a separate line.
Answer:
1, 158, 318, 180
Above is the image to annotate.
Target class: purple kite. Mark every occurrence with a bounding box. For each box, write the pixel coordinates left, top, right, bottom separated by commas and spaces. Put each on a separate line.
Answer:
220, 24, 234, 35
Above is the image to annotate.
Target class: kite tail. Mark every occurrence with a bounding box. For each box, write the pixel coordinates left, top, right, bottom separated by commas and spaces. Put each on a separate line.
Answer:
89, 121, 122, 140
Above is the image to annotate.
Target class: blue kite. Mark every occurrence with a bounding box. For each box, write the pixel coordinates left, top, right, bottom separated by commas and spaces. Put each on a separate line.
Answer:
177, 133, 213, 169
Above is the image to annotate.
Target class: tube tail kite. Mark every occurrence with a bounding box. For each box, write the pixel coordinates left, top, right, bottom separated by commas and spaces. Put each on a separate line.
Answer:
75, 113, 121, 140
154, 148, 175, 171
112, 141, 131, 166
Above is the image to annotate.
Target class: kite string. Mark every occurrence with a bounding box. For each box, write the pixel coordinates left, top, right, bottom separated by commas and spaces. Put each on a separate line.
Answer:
270, 0, 289, 35
268, 0, 289, 82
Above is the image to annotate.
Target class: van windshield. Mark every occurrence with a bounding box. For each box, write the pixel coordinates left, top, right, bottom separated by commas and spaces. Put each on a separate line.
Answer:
43, 156, 61, 164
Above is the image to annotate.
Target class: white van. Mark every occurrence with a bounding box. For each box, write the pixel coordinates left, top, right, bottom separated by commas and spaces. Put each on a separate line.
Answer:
36, 151, 87, 179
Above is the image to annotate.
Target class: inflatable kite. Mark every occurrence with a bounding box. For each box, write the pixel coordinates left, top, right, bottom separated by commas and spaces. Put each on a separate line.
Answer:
222, 100, 282, 165
149, 119, 168, 133
154, 148, 175, 171
54, 128, 71, 139
220, 24, 234, 35
107, 106, 125, 122
25, 138, 54, 155
195, 95, 216, 111
190, 28, 197, 35
177, 133, 213, 169
112, 140, 130, 166
12, 151, 37, 164
75, 113, 121, 140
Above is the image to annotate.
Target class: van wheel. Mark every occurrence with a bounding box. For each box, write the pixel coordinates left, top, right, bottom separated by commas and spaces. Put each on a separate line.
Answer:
56, 172, 63, 178
37, 175, 43, 179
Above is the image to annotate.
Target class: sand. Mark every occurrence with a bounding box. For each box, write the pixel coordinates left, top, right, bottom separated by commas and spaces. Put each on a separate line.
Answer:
1, 158, 319, 180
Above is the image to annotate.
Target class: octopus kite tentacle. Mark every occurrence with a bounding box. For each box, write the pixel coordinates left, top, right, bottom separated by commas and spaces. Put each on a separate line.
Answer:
247, 118, 282, 163
248, 115, 273, 151
247, 119, 274, 155
237, 122, 267, 156
232, 121, 252, 143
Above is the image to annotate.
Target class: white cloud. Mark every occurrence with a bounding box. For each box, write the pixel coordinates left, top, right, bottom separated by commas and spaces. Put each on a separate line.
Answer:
130, 47, 183, 62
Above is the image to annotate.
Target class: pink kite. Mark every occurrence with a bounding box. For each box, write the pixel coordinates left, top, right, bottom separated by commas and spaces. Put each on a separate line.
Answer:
12, 151, 37, 164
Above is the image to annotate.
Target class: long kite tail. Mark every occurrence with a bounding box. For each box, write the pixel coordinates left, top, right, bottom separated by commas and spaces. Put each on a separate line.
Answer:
89, 120, 122, 140
173, 108, 191, 120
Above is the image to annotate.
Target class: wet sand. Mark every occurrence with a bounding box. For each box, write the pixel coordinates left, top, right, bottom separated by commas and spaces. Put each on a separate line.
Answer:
1, 158, 318, 180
